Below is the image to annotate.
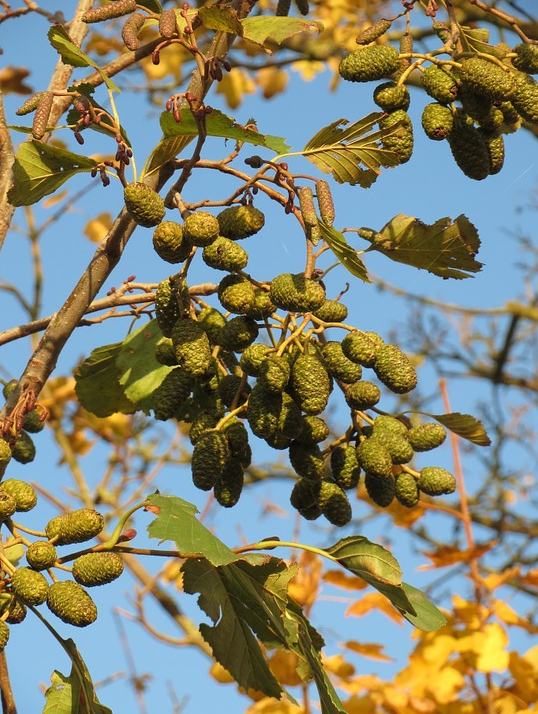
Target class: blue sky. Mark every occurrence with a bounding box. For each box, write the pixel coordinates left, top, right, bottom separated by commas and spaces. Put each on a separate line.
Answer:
1, 1, 538, 711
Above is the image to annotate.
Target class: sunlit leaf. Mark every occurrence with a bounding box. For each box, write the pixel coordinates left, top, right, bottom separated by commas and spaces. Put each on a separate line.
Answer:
84, 212, 113, 243
343, 641, 394, 662
399, 583, 447, 631
146, 493, 239, 566
7, 140, 97, 207
427, 412, 491, 446
359, 213, 483, 279
47, 26, 119, 92
116, 319, 173, 415
297, 114, 400, 187
419, 542, 496, 570
198, 5, 244, 34
241, 16, 322, 53
346, 592, 404, 624
74, 343, 136, 418
319, 223, 370, 282
325, 536, 402, 587
322, 569, 368, 591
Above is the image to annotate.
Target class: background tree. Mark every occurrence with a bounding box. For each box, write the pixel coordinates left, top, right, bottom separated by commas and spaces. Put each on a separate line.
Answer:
0, 0, 537, 712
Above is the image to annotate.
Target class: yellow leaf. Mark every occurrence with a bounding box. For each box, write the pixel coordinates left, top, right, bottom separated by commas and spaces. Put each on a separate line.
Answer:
245, 697, 305, 714
458, 623, 509, 673
322, 653, 355, 679
291, 60, 326, 82
343, 641, 394, 663
508, 650, 538, 704
209, 661, 235, 684
288, 551, 321, 609
216, 68, 255, 109
481, 566, 520, 591
322, 569, 368, 591
421, 634, 460, 667
452, 595, 487, 629
0, 66, 32, 94
42, 190, 69, 209
268, 650, 302, 687
426, 665, 465, 703
346, 592, 403, 624
256, 66, 288, 99
84, 212, 113, 243
418, 542, 495, 570
342, 693, 377, 714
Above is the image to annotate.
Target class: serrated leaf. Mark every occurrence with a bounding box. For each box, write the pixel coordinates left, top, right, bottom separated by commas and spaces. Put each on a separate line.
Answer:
181, 557, 287, 700
7, 140, 97, 207
143, 135, 195, 178
47, 26, 119, 92
43, 639, 112, 714
318, 222, 371, 283
74, 343, 136, 418
325, 536, 402, 587
241, 16, 322, 53
427, 412, 492, 446
298, 115, 400, 187
115, 319, 174, 415
198, 5, 244, 34
360, 213, 483, 279
458, 25, 505, 57
146, 494, 239, 566
137, 0, 162, 11
160, 109, 290, 154
399, 583, 447, 631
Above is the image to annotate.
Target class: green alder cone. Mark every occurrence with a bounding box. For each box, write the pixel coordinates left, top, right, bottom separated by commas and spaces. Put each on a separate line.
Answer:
339, 45, 400, 83
313, 299, 348, 323
512, 43, 538, 74
418, 467, 457, 496
0, 492, 16, 521
72, 553, 124, 587
218, 274, 256, 314
222, 420, 251, 466
478, 128, 505, 175
26, 541, 57, 570
290, 478, 319, 511
421, 102, 454, 140
372, 415, 409, 437
198, 307, 227, 344
269, 273, 326, 313
355, 18, 391, 45
420, 65, 460, 103
330, 444, 361, 490
356, 439, 393, 477
289, 354, 332, 415
459, 56, 516, 102
408, 423, 447, 452
257, 355, 291, 394
202, 237, 249, 272
288, 440, 326, 480
370, 433, 413, 465
217, 316, 259, 352
265, 431, 292, 450
448, 121, 491, 180
344, 380, 381, 410
11, 567, 49, 606
217, 375, 251, 407
124, 182, 165, 228
498, 101, 522, 133
214, 458, 244, 508
191, 431, 231, 490
22, 408, 45, 433
155, 279, 181, 338
317, 480, 352, 526
394, 471, 420, 507
152, 368, 194, 421
243, 289, 277, 320
152, 222, 192, 264
11, 431, 36, 464
373, 80, 410, 112
154, 338, 178, 366
182, 211, 220, 247
240, 343, 271, 376
294, 415, 329, 445
341, 331, 378, 367
511, 71, 538, 124
459, 86, 503, 130
217, 205, 265, 240
246, 384, 282, 438
45, 509, 104, 546
189, 410, 221, 445
379, 109, 414, 164
0, 439, 11, 469
0, 622, 9, 653
277, 393, 304, 440
364, 472, 395, 507
321, 341, 362, 383
373, 344, 418, 394
46, 581, 97, 627
171, 318, 212, 378
6, 599, 26, 625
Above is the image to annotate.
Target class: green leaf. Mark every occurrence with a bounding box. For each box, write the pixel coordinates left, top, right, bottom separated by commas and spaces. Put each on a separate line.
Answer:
241, 16, 322, 52
297, 114, 401, 187
325, 536, 402, 587
399, 583, 447, 631
143, 135, 195, 179
427, 412, 492, 446
115, 319, 173, 415
7, 140, 97, 207
160, 109, 290, 154
146, 494, 240, 566
43, 639, 112, 714
359, 213, 483, 279
198, 5, 244, 34
319, 222, 371, 283
137, 0, 162, 11
181, 557, 287, 700
74, 343, 136, 418
47, 26, 120, 92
